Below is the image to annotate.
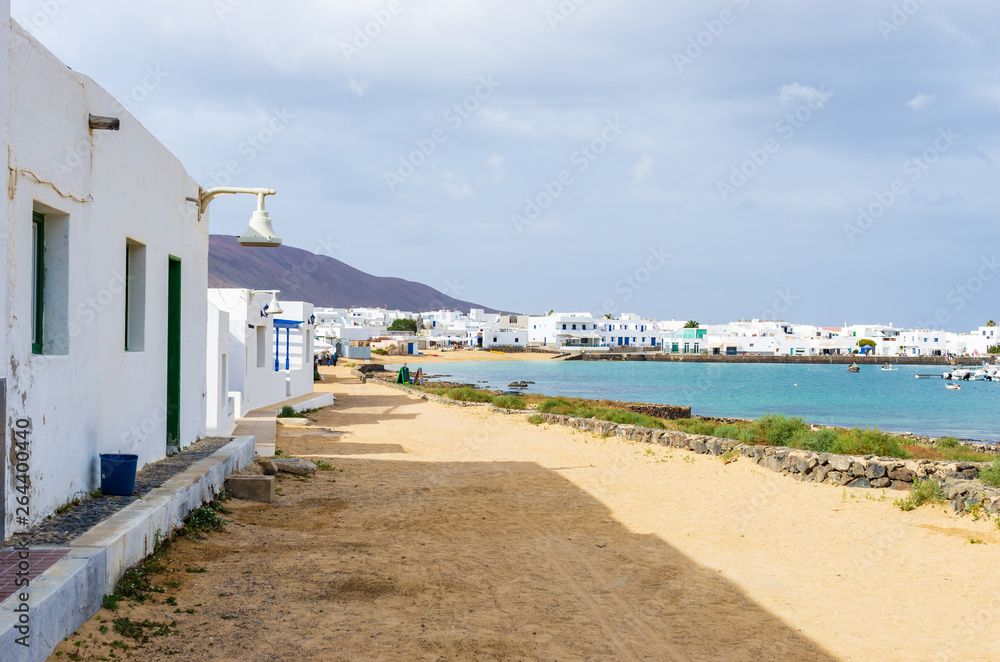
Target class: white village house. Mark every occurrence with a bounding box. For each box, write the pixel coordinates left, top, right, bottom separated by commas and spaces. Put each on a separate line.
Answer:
0, 12, 285, 538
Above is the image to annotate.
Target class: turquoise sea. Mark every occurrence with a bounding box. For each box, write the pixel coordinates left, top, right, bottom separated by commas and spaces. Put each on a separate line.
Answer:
400, 361, 999, 442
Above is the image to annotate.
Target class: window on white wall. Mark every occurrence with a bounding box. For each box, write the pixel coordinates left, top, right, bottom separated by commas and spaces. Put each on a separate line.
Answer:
31, 207, 69, 355
125, 239, 146, 351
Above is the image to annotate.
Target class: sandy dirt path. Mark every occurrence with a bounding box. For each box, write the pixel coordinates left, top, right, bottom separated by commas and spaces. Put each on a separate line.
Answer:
51, 367, 1000, 661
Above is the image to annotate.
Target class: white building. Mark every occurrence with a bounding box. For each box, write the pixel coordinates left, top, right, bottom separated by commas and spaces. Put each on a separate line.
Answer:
208, 289, 314, 419
2, 17, 212, 534
528, 313, 602, 348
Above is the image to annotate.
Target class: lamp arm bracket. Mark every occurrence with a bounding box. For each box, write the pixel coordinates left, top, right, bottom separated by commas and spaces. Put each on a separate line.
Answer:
199, 187, 276, 214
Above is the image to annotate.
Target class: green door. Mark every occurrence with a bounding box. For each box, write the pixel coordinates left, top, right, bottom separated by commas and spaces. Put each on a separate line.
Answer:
166, 256, 181, 447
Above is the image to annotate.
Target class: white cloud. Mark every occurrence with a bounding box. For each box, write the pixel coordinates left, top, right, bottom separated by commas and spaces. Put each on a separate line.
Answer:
778, 82, 831, 107
486, 154, 506, 181
630, 154, 654, 183
905, 93, 937, 111
442, 171, 472, 200
343, 77, 369, 99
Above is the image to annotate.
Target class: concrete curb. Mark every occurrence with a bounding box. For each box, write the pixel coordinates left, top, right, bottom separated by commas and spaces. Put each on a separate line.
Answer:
0, 435, 255, 662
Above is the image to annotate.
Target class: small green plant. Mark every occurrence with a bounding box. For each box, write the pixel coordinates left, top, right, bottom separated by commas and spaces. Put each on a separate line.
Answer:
102, 595, 120, 611
895, 478, 946, 511
979, 460, 1000, 488
184, 568, 207, 574
277, 406, 306, 418
181, 501, 229, 535
315, 460, 333, 471
371, 348, 389, 355
937, 436, 960, 449
719, 448, 740, 465
98, 625, 108, 634
526, 414, 545, 426
90, 489, 105, 498
492, 394, 527, 410
165, 596, 177, 606
969, 538, 984, 544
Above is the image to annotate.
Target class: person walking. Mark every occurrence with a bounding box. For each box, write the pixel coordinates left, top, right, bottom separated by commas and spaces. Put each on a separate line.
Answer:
332, 351, 338, 367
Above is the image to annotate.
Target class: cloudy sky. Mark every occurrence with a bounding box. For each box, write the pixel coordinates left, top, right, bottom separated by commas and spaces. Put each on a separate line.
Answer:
14, 0, 1000, 329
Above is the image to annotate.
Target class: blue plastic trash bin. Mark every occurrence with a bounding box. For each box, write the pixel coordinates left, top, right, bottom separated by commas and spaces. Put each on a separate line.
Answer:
100, 453, 138, 496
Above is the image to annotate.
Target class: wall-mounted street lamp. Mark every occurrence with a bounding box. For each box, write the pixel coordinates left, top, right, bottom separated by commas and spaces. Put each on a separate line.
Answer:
309, 314, 316, 325
250, 290, 283, 317
192, 187, 282, 247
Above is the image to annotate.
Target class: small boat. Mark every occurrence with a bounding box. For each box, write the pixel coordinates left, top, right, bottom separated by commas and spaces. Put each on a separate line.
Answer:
880, 364, 897, 371
945, 383, 961, 390
847, 363, 860, 372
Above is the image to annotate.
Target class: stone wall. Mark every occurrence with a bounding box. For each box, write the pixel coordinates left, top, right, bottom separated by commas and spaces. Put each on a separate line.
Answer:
580, 354, 969, 365
620, 403, 691, 420
353, 369, 1000, 514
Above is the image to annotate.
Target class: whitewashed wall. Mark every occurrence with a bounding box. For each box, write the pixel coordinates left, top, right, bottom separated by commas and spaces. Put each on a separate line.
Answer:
205, 303, 235, 436
208, 289, 315, 416
2, 20, 209, 532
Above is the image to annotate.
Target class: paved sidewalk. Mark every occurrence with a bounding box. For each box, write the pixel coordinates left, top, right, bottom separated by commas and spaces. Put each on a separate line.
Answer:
234, 388, 334, 457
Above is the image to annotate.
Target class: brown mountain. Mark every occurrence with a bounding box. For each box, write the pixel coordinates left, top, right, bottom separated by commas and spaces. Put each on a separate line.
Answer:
207, 235, 495, 312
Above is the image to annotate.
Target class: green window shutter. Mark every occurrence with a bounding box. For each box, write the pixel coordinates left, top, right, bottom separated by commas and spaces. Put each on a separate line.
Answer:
31, 212, 44, 354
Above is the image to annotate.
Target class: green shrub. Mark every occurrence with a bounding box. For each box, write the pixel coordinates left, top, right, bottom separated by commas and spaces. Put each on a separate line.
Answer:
674, 419, 718, 436
371, 348, 389, 355
277, 406, 305, 418
742, 414, 811, 447
937, 436, 960, 449
833, 428, 909, 458
979, 460, 1000, 488
526, 414, 545, 425
445, 387, 494, 403
712, 424, 744, 440
537, 397, 578, 416
895, 478, 945, 511
492, 395, 527, 410
802, 427, 840, 452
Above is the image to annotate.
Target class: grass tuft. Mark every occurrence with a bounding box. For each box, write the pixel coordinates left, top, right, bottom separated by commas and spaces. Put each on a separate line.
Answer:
895, 478, 946, 511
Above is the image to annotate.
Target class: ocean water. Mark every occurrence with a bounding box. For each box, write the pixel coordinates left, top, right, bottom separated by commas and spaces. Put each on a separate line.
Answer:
398, 361, 999, 442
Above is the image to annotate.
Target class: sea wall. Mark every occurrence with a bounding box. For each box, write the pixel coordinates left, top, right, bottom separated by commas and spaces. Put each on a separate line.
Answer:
577, 354, 970, 365
353, 368, 1000, 514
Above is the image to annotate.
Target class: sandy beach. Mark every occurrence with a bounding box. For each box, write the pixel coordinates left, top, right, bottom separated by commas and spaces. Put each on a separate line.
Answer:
52, 365, 1000, 661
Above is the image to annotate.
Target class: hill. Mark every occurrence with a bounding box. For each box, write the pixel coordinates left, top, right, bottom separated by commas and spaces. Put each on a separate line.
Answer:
208, 235, 495, 312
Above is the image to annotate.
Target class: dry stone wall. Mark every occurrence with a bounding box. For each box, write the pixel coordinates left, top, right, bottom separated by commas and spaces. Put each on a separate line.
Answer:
353, 369, 1000, 514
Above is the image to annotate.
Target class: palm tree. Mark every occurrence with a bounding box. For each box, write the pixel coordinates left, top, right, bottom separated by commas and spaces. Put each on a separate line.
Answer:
987, 320, 996, 327
683, 320, 699, 328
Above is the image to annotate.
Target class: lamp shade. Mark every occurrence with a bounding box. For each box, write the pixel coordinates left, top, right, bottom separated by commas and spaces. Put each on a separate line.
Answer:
267, 292, 284, 316
238, 209, 282, 248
